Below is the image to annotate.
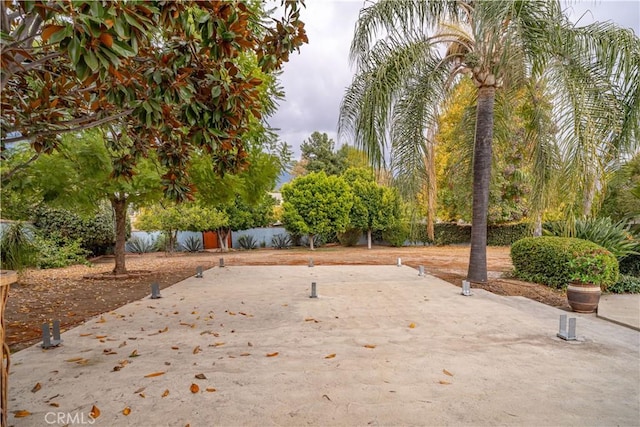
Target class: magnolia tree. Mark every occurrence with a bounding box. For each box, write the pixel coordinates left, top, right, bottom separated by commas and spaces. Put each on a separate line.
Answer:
281, 172, 353, 250
2, 2, 307, 193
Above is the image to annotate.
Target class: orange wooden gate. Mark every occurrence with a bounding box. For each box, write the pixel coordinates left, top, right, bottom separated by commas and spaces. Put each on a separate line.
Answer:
203, 231, 232, 249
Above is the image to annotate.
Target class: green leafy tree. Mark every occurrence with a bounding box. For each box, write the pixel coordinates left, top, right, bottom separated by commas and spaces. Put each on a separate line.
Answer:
600, 154, 640, 222
294, 132, 348, 176
340, 0, 639, 283
342, 167, 400, 249
1, 1, 307, 201
281, 172, 353, 250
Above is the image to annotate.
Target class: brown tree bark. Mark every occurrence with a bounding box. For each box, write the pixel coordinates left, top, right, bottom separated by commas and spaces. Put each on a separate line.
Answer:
110, 196, 128, 275
467, 85, 496, 284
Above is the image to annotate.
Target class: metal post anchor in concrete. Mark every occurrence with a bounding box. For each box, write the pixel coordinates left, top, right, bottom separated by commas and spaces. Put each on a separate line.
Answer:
461, 280, 472, 296
41, 320, 63, 349
309, 258, 314, 267
195, 266, 203, 278
397, 258, 402, 267
310, 282, 318, 298
219, 258, 225, 268
418, 265, 425, 276
557, 314, 577, 341
150, 283, 162, 299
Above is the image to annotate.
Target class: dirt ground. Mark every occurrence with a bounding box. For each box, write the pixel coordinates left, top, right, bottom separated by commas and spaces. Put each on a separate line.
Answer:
4, 245, 568, 352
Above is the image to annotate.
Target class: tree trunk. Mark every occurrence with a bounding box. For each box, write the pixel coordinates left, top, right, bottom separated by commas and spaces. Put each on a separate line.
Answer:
533, 213, 542, 237
110, 196, 128, 275
367, 229, 372, 249
467, 85, 496, 284
309, 234, 315, 250
217, 228, 230, 252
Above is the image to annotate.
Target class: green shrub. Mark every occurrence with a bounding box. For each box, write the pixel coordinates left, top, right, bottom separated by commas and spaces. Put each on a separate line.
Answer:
127, 235, 157, 253
607, 274, 640, 294
0, 222, 39, 270
272, 233, 292, 249
237, 235, 258, 250
543, 217, 639, 260
433, 223, 471, 245
383, 222, 409, 247
487, 222, 531, 246
511, 236, 619, 290
619, 254, 640, 277
181, 236, 203, 253
337, 228, 361, 247
33, 234, 90, 269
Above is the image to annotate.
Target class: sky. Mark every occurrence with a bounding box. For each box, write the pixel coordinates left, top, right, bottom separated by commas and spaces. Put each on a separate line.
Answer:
268, 0, 640, 159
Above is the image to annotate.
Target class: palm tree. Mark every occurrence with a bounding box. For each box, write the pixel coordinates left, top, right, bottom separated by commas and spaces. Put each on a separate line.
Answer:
339, 0, 639, 283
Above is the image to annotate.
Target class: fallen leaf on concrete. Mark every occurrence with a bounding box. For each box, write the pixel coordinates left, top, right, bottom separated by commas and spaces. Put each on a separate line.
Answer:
240, 353, 251, 356
90, 405, 100, 419
65, 357, 84, 362
409, 323, 416, 328
190, 383, 199, 393
443, 369, 454, 377
364, 344, 376, 349
162, 389, 169, 398
228, 311, 236, 316
266, 352, 279, 357
322, 394, 332, 401
134, 387, 146, 394
144, 371, 165, 378
139, 393, 146, 398
118, 341, 127, 348
49, 403, 59, 407
206, 387, 216, 392
13, 410, 31, 418
123, 407, 131, 416
31, 383, 41, 393
96, 335, 107, 339
171, 346, 179, 350
195, 373, 207, 380
193, 345, 201, 354
324, 354, 336, 359
438, 380, 451, 385
97, 316, 106, 323
79, 333, 92, 337
129, 350, 139, 358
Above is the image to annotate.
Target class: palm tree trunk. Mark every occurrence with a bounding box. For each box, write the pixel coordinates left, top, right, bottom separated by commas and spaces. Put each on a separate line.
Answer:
110, 196, 128, 275
467, 85, 496, 284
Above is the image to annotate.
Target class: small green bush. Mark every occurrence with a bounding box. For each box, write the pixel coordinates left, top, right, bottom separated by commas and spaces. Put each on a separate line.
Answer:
181, 236, 203, 253
487, 223, 531, 246
511, 236, 619, 290
237, 235, 258, 250
433, 223, 471, 245
33, 234, 90, 269
272, 233, 292, 249
607, 275, 640, 294
128, 236, 157, 253
383, 222, 409, 247
619, 254, 640, 277
337, 228, 361, 247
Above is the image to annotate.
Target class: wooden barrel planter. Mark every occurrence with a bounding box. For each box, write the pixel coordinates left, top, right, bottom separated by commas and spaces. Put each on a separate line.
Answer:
0, 270, 17, 427
566, 281, 601, 313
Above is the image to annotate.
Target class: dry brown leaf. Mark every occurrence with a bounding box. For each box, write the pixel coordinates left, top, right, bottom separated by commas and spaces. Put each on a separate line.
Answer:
213, 342, 224, 347
31, 382, 41, 393
228, 311, 236, 316
139, 393, 146, 398
266, 352, 279, 357
324, 353, 336, 359
79, 333, 92, 337
409, 323, 416, 329
90, 405, 101, 419
195, 373, 207, 380
144, 371, 165, 378
239, 312, 248, 316
129, 350, 139, 358
193, 345, 201, 354
13, 410, 31, 418
49, 402, 60, 407
443, 369, 454, 377
122, 407, 131, 416
118, 341, 127, 348
190, 383, 199, 393
364, 344, 376, 349
65, 357, 84, 363
205, 387, 217, 392
97, 316, 106, 323
161, 326, 169, 332
171, 346, 179, 350
438, 380, 451, 385
239, 352, 251, 356
162, 389, 169, 398
304, 318, 315, 322
96, 335, 107, 339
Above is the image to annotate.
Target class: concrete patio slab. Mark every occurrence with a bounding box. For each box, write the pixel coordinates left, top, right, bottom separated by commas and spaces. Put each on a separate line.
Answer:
597, 293, 640, 331
6, 266, 640, 426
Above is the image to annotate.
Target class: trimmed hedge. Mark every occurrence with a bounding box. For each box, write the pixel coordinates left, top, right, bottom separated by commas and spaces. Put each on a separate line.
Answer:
511, 236, 619, 290
337, 228, 362, 247
409, 222, 531, 246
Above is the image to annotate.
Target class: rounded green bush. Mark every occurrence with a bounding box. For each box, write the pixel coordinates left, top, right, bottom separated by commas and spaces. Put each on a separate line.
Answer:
511, 236, 619, 290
